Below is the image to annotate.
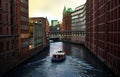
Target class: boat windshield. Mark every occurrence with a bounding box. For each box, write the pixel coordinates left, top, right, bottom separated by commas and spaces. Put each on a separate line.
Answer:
53, 55, 65, 58
58, 51, 63, 53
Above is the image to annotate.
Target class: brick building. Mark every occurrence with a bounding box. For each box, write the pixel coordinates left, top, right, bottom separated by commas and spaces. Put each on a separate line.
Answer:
18, 0, 29, 59
0, 0, 29, 76
45, 18, 50, 32
86, 0, 120, 76
61, 6, 73, 31
0, 0, 20, 76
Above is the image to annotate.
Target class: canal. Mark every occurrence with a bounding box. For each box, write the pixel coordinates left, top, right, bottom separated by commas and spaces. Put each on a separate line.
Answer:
2, 42, 114, 77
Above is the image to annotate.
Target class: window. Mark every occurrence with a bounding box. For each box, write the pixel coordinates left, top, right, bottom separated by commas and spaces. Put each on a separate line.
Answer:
20, 16, 28, 21
20, 6, 28, 14
15, 39, 18, 48
0, 27, 2, 34
6, 3, 8, 11
20, 34, 29, 38
6, 15, 8, 23
21, 0, 24, 2
21, 0, 27, 4
20, 25, 28, 30
0, 0, 1, 8
0, 41, 3, 52
6, 41, 9, 51
0, 14, 2, 22
7, 27, 9, 34
21, 41, 29, 48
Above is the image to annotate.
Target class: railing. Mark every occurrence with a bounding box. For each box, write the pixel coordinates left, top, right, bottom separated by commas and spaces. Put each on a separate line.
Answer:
46, 31, 85, 37
46, 31, 85, 44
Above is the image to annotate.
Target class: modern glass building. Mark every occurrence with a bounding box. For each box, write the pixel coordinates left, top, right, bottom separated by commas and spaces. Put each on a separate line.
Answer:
29, 17, 49, 49
50, 20, 60, 31
71, 4, 86, 31
33, 22, 43, 48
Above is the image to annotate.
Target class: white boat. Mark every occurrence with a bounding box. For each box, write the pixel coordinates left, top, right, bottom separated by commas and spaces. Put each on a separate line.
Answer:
51, 51, 66, 62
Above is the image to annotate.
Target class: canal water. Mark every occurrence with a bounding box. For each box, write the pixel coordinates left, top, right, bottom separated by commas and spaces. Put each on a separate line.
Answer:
2, 42, 114, 77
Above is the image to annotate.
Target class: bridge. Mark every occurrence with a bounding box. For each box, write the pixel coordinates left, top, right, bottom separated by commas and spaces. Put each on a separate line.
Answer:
46, 31, 85, 44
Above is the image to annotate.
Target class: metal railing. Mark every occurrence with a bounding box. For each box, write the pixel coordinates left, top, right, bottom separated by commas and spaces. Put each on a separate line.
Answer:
46, 31, 85, 39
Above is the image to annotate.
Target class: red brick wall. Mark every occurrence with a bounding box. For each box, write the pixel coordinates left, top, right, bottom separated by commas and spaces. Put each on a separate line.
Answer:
86, 0, 120, 76
0, 0, 19, 76
62, 12, 72, 31
19, 0, 29, 58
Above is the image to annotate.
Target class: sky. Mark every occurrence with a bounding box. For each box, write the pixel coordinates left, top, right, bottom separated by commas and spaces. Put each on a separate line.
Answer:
29, 0, 86, 23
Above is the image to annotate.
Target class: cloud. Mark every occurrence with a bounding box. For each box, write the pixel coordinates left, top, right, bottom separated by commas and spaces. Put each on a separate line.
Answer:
29, 0, 86, 22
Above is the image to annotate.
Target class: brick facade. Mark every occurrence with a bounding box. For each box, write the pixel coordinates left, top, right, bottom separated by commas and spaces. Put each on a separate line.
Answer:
61, 7, 73, 31
86, 0, 120, 76
18, 0, 29, 59
62, 12, 72, 31
0, 0, 19, 76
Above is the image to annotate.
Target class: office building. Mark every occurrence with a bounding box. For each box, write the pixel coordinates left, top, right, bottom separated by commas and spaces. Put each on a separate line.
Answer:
29, 17, 49, 48
71, 4, 86, 44
71, 4, 86, 31
51, 20, 60, 31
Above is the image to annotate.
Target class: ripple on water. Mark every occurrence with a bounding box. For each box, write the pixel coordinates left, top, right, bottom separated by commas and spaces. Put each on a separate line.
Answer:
2, 42, 114, 77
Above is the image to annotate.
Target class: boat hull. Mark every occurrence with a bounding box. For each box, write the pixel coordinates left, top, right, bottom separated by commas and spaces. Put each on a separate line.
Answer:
51, 57, 66, 62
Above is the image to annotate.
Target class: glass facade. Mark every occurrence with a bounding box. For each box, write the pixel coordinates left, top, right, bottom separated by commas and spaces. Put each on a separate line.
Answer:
20, 6, 28, 14
29, 17, 45, 49
33, 23, 43, 47
71, 4, 86, 31
20, 0, 27, 4
20, 25, 28, 30
21, 41, 29, 48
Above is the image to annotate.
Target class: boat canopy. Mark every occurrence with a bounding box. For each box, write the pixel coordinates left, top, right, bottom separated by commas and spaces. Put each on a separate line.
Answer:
53, 51, 65, 55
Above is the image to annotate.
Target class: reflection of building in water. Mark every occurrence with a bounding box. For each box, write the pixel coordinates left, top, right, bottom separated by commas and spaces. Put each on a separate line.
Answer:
79, 46, 108, 70
62, 43, 71, 55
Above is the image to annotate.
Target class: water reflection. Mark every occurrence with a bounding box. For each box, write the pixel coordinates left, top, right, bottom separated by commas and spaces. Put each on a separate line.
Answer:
2, 42, 113, 77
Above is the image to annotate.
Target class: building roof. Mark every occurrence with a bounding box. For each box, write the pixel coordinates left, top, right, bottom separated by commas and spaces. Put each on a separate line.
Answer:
63, 6, 74, 16
67, 8, 74, 12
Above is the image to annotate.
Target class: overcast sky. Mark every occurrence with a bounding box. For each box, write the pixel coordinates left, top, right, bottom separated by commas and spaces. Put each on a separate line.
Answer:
29, 0, 86, 23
